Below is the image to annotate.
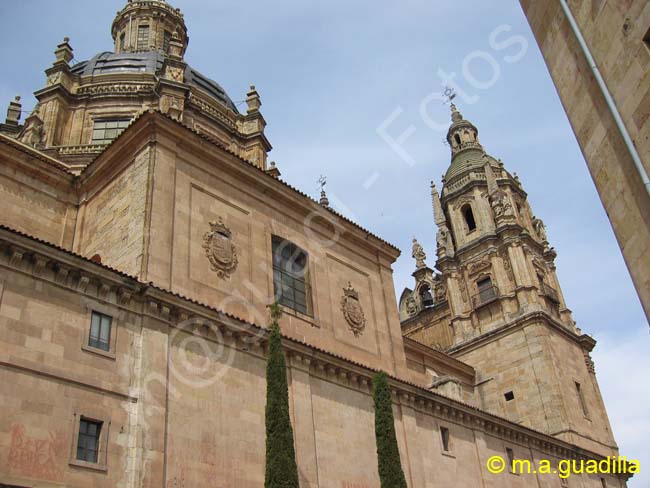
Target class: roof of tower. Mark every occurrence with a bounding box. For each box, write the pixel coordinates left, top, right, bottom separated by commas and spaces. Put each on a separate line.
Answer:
70, 52, 239, 113
444, 104, 495, 182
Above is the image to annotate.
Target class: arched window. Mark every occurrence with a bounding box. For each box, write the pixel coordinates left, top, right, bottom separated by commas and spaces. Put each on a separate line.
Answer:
454, 133, 461, 146
272, 236, 311, 315
420, 284, 434, 308
462, 204, 477, 232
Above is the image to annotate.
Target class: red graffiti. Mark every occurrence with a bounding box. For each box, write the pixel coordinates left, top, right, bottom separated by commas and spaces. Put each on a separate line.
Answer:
7, 424, 64, 481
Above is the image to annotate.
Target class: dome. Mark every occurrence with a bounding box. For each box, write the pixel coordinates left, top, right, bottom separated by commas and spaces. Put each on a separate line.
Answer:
71, 51, 238, 113
444, 150, 499, 182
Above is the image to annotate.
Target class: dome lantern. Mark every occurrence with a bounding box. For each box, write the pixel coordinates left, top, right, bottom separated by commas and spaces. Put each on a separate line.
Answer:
111, 0, 189, 57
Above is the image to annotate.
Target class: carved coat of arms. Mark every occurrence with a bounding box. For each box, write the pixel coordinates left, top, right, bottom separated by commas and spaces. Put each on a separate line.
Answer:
202, 218, 238, 279
341, 282, 366, 337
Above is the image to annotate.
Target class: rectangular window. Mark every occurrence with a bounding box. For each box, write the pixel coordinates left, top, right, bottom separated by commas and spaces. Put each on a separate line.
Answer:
575, 381, 589, 417
119, 32, 126, 51
475, 277, 497, 305
91, 119, 131, 144
163, 30, 172, 53
506, 447, 515, 472
440, 426, 450, 452
77, 419, 102, 463
136, 25, 149, 50
89, 311, 112, 352
504, 391, 515, 402
272, 236, 311, 315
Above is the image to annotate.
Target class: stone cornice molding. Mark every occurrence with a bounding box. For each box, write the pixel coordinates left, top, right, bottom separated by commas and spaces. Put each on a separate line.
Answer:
447, 310, 592, 355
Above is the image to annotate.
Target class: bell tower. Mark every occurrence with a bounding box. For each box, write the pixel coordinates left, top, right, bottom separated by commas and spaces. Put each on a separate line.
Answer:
400, 104, 619, 457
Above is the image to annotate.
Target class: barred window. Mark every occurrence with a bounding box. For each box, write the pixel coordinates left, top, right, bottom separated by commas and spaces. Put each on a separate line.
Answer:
163, 30, 172, 53
89, 311, 112, 352
91, 119, 130, 144
477, 277, 495, 302
77, 419, 102, 463
136, 25, 149, 50
272, 236, 311, 315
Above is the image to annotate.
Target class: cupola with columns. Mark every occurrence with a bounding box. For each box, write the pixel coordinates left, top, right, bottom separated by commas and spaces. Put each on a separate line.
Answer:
0, 0, 272, 173
111, 0, 189, 57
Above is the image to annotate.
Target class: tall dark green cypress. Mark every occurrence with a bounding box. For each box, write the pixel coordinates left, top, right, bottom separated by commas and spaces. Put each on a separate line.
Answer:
264, 303, 300, 488
373, 371, 408, 488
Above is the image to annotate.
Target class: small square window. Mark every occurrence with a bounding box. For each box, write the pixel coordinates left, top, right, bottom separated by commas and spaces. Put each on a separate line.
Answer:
440, 426, 450, 452
77, 419, 102, 463
504, 391, 515, 402
89, 311, 112, 352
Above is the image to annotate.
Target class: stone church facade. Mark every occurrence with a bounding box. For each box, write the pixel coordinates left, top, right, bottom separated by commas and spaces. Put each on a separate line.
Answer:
0, 1, 629, 487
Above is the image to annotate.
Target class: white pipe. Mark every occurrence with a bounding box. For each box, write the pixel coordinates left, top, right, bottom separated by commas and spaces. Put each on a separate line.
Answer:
558, 0, 650, 197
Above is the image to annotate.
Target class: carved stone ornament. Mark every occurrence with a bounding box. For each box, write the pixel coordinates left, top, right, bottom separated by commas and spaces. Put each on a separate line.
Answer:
341, 282, 366, 337
468, 258, 491, 275
202, 218, 238, 279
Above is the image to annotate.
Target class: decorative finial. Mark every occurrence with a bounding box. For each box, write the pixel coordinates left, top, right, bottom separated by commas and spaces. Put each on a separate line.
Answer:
5, 96, 22, 126
318, 175, 329, 207
246, 85, 261, 113
450, 102, 462, 123
412, 237, 427, 269
266, 160, 281, 178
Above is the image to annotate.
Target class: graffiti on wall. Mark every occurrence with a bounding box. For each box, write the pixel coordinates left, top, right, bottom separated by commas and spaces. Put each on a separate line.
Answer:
7, 424, 65, 481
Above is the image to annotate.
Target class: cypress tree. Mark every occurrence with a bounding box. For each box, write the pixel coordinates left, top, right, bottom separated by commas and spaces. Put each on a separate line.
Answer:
373, 371, 408, 488
264, 303, 300, 488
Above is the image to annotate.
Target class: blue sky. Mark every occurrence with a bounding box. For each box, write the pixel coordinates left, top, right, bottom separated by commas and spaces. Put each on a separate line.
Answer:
1, 0, 647, 484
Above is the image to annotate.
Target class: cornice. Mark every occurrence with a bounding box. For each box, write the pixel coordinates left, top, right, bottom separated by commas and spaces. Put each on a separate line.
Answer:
447, 310, 592, 356
0, 224, 622, 470
0, 133, 76, 180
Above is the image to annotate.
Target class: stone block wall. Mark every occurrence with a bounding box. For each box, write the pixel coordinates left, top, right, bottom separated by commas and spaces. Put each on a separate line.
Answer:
519, 0, 650, 322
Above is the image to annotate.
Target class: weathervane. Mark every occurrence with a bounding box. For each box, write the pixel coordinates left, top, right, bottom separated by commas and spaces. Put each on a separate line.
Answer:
443, 86, 457, 105
318, 175, 327, 193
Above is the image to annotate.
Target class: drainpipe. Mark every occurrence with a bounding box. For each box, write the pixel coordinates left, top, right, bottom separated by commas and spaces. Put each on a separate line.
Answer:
558, 0, 650, 197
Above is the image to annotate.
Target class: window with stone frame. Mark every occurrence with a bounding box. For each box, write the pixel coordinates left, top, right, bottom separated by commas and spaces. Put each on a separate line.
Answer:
575, 381, 589, 418
272, 236, 312, 315
476, 276, 497, 304
76, 418, 102, 463
136, 25, 150, 50
440, 426, 451, 452
163, 30, 172, 54
506, 447, 515, 473
462, 204, 477, 232
89, 311, 112, 352
119, 32, 126, 51
91, 119, 131, 145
